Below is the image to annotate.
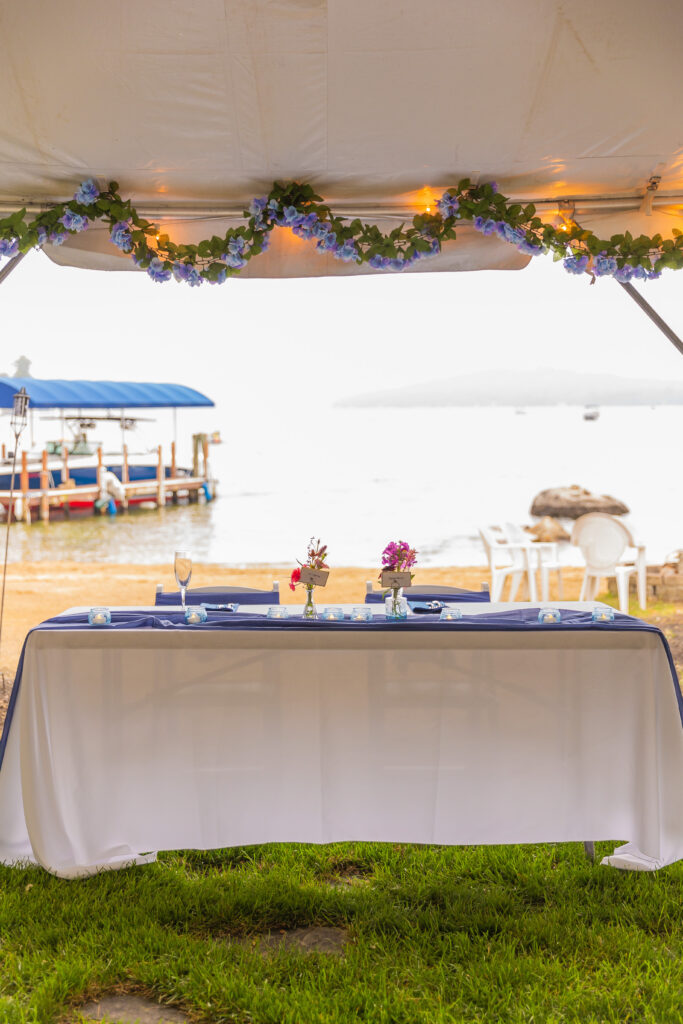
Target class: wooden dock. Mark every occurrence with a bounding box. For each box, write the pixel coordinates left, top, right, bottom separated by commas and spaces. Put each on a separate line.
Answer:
0, 436, 215, 524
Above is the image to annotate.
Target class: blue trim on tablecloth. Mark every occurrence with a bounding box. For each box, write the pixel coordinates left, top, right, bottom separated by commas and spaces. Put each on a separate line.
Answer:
1, 607, 680, 773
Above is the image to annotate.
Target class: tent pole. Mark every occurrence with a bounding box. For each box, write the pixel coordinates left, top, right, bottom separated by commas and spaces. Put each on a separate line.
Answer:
0, 251, 26, 286
618, 281, 683, 357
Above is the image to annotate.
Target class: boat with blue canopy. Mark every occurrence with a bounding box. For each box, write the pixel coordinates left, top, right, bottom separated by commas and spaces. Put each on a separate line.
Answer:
0, 378, 216, 518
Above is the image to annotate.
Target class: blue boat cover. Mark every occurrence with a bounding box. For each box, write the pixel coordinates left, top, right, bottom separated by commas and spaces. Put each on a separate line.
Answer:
0, 378, 214, 409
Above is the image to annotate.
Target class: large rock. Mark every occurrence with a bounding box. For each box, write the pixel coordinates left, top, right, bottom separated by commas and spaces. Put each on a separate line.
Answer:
524, 516, 570, 542
530, 485, 629, 520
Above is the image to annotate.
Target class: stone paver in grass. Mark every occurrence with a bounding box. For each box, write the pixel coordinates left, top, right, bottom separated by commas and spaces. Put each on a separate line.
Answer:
76, 993, 189, 1023
241, 925, 349, 955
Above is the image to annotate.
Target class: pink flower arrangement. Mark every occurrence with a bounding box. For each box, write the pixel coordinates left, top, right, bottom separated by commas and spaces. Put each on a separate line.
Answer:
290, 537, 329, 590
380, 540, 417, 580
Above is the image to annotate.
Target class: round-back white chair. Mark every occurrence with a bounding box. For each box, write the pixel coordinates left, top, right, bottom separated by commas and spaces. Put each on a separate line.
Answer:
571, 513, 635, 612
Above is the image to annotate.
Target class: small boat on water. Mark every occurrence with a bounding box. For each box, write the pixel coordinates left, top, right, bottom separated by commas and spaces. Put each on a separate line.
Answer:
0, 378, 217, 521
583, 406, 600, 421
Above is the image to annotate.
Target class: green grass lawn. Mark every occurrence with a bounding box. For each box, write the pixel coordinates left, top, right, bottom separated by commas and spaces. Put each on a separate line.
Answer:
2, 841, 683, 1024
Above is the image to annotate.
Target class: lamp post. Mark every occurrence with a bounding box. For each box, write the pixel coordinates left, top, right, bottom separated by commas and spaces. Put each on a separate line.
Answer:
0, 387, 30, 659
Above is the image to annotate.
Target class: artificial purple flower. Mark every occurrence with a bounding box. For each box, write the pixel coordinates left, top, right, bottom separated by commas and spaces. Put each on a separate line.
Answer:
60, 209, 89, 232
389, 257, 406, 271
0, 237, 19, 258
73, 179, 99, 206
260, 231, 271, 252
334, 240, 359, 263
593, 254, 618, 277
173, 263, 203, 287
224, 252, 247, 270
312, 221, 330, 240
249, 197, 267, 217
280, 205, 304, 227
36, 227, 48, 247
209, 267, 228, 284
437, 192, 459, 219
481, 219, 497, 236
632, 265, 648, 280
49, 231, 67, 246
227, 236, 246, 255
318, 232, 338, 252
110, 221, 133, 252
292, 212, 319, 239
613, 264, 635, 283
369, 254, 389, 269
490, 181, 498, 194
563, 254, 589, 275
146, 256, 172, 283
517, 239, 543, 256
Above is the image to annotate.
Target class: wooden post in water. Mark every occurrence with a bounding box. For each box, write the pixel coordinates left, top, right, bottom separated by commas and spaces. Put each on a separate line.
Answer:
20, 450, 30, 523
62, 445, 70, 518
121, 445, 129, 511
39, 450, 49, 522
202, 437, 209, 478
156, 444, 166, 507
170, 441, 178, 504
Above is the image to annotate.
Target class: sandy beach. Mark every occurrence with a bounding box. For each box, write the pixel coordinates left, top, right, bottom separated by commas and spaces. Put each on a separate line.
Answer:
0, 560, 586, 678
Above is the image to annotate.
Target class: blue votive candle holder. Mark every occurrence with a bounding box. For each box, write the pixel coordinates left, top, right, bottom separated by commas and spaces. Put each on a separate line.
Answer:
88, 607, 111, 627
184, 605, 208, 625
322, 607, 345, 621
266, 606, 289, 619
350, 606, 373, 622
592, 606, 615, 622
538, 608, 562, 624
440, 607, 463, 621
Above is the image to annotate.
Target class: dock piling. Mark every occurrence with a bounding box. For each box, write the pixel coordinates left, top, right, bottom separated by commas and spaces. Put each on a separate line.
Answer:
39, 450, 49, 521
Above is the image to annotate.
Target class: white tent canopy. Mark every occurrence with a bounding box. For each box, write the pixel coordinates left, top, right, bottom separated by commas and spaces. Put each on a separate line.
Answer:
1, 0, 683, 277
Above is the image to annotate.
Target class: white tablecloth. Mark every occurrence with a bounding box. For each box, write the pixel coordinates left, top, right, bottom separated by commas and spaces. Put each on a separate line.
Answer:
1, 603, 682, 878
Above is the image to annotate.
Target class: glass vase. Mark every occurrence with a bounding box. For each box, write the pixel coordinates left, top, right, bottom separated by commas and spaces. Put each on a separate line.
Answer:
303, 584, 318, 620
385, 586, 407, 620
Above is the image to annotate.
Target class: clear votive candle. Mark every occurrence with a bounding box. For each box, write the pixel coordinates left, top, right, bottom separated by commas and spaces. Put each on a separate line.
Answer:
592, 606, 615, 622
323, 607, 345, 621
440, 607, 463, 621
88, 607, 111, 627
184, 605, 208, 625
350, 606, 373, 622
266, 606, 288, 619
538, 608, 562, 624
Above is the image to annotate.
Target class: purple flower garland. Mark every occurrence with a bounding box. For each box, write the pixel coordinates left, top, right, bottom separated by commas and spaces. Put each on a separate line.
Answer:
0, 176, 679, 285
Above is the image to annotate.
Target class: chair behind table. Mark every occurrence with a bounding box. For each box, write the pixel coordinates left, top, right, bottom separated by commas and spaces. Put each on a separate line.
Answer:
364, 583, 491, 604
155, 583, 280, 606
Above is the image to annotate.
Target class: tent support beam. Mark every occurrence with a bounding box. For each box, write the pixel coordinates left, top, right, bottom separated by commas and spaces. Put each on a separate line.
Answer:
0, 251, 26, 287
618, 281, 683, 358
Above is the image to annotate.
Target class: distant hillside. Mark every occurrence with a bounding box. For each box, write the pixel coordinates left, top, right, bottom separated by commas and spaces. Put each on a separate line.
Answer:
338, 369, 683, 408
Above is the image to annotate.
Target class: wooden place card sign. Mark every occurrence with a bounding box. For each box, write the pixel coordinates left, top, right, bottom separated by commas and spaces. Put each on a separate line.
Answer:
381, 571, 412, 589
299, 567, 329, 587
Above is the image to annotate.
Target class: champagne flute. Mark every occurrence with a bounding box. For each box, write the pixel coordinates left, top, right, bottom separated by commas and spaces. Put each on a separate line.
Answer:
174, 550, 192, 609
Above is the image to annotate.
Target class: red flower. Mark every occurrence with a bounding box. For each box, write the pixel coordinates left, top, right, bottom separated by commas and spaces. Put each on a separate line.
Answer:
289, 567, 301, 591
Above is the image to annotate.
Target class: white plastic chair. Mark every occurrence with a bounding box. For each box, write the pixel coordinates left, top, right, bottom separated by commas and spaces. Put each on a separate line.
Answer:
478, 526, 530, 601
571, 514, 639, 612
504, 522, 564, 603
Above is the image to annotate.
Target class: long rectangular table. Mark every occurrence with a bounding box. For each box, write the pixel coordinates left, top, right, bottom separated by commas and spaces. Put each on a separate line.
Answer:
0, 602, 681, 878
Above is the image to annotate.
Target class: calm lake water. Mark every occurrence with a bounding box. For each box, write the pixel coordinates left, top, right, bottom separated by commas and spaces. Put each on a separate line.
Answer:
5, 405, 682, 567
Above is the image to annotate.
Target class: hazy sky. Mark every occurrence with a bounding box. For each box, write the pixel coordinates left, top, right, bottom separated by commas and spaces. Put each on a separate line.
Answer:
2, 248, 683, 409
